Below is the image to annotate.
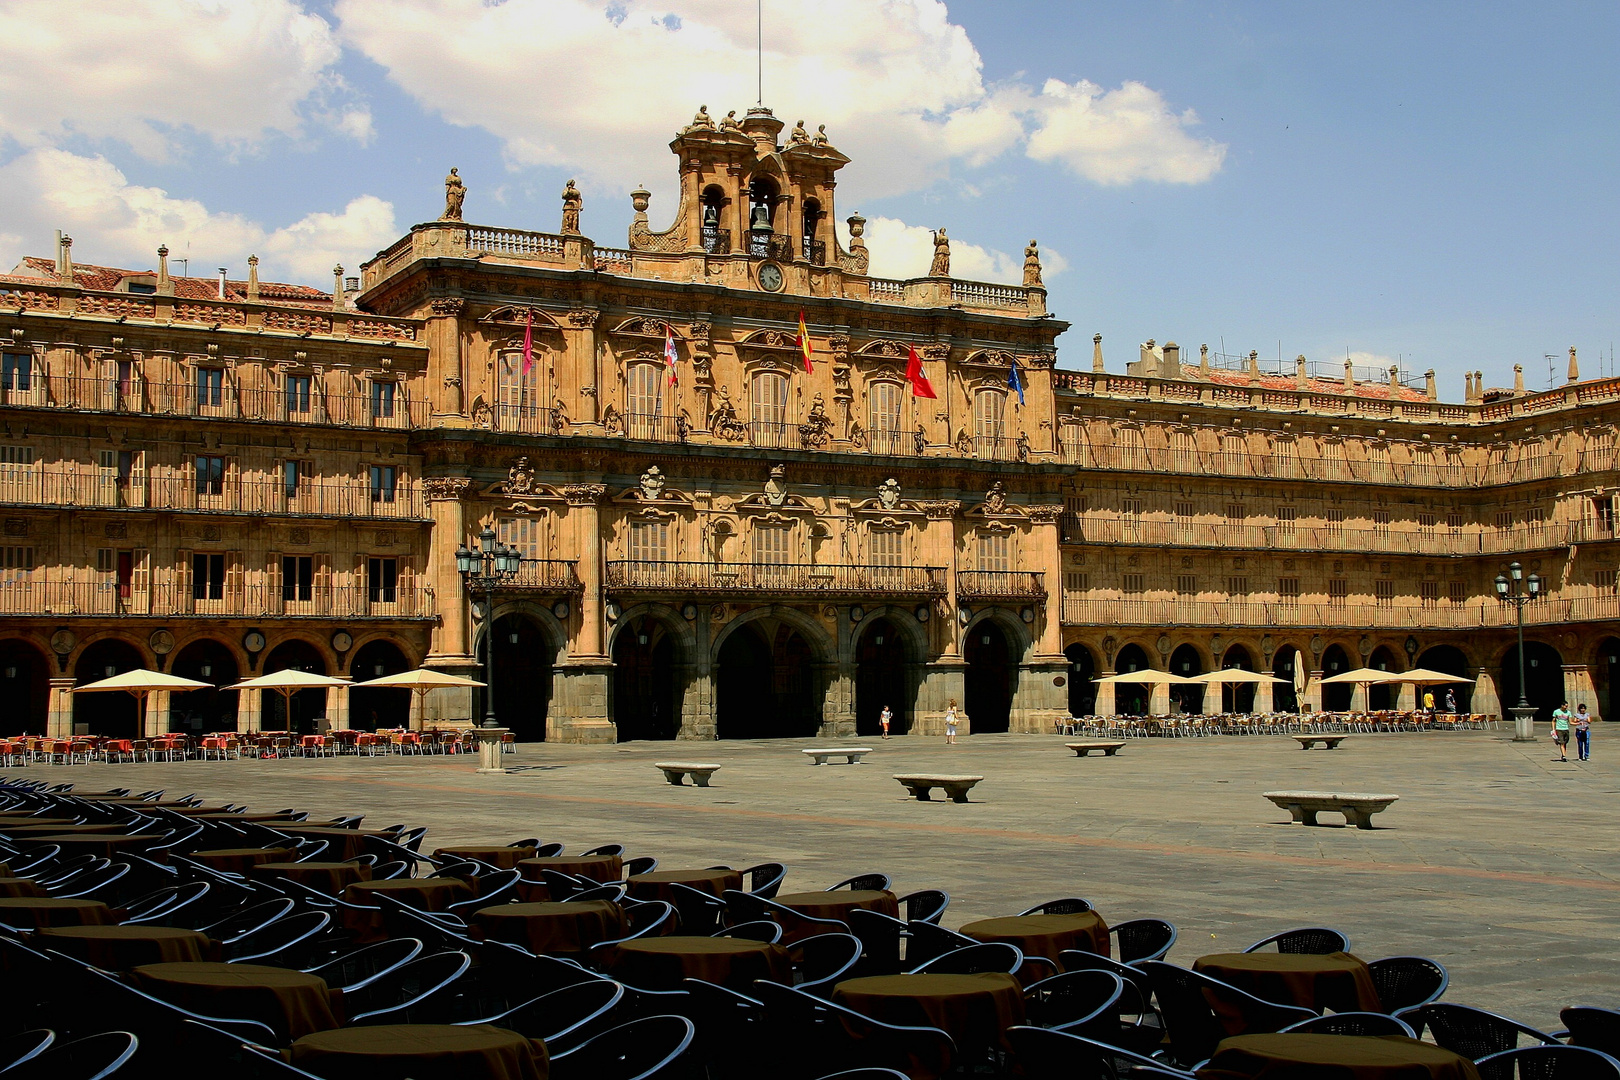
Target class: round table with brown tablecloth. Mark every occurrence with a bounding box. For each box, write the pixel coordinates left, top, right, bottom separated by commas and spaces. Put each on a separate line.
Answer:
959, 912, 1111, 964
252, 861, 372, 895
272, 826, 391, 862
431, 845, 536, 870
626, 868, 743, 903
38, 925, 221, 969
188, 848, 293, 875
775, 889, 899, 922
0, 897, 117, 929
1, 822, 126, 835
606, 935, 792, 991
0, 877, 45, 898
291, 1023, 547, 1080
473, 901, 627, 956
341, 877, 475, 939
833, 973, 1026, 1052
1193, 952, 1382, 1015
8, 834, 166, 860
133, 962, 340, 1041
1196, 1033, 1483, 1080
0, 816, 78, 827
190, 813, 308, 824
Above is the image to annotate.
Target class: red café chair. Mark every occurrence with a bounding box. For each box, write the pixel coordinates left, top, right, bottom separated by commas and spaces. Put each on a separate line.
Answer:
298, 734, 325, 758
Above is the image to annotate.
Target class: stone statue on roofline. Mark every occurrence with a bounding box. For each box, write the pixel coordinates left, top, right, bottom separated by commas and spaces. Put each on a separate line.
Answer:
929, 228, 951, 277
721, 110, 743, 132
1023, 240, 1043, 287
691, 105, 715, 130
811, 124, 829, 147
441, 168, 466, 221
790, 119, 811, 145
560, 179, 583, 235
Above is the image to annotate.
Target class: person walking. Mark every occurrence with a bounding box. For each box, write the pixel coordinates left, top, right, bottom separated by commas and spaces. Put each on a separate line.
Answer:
1552, 702, 1571, 762
880, 705, 892, 739
944, 699, 958, 745
1444, 688, 1457, 714
1574, 703, 1592, 762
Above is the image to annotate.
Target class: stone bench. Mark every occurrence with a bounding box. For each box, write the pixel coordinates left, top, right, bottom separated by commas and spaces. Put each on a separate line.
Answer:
655, 762, 721, 787
802, 747, 874, 765
1263, 790, 1399, 830
894, 774, 984, 803
1292, 734, 1348, 750
1066, 741, 1126, 757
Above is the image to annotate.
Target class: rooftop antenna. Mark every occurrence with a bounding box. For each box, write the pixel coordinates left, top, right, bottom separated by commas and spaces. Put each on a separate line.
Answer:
757, 0, 763, 105
1545, 353, 1556, 390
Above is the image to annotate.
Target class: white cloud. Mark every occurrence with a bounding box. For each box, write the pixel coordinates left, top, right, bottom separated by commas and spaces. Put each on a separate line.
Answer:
1347, 351, 1401, 371
841, 215, 1069, 284
0, 0, 366, 159
0, 149, 398, 284
335, 0, 1225, 204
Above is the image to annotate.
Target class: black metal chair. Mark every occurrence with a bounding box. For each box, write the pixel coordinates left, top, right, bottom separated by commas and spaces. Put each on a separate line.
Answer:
898, 889, 948, 925
623, 856, 658, 876
683, 980, 767, 1080
813, 1073, 911, 1080
461, 979, 625, 1054
588, 902, 676, 964
0, 1029, 54, 1073
120, 882, 210, 926
580, 843, 626, 858
724, 890, 848, 943
534, 842, 566, 858
567, 883, 630, 904
1018, 897, 1094, 916
846, 909, 907, 976
447, 868, 521, 916
714, 920, 783, 943
193, 898, 296, 944
1560, 1008, 1620, 1058
301, 938, 423, 991
738, 862, 787, 898
792, 933, 863, 996
1242, 926, 1351, 955
1008, 1026, 1196, 1080
1368, 955, 1449, 1013
752, 980, 957, 1080
1396, 1002, 1561, 1065
1139, 961, 1315, 1069
908, 942, 1023, 976
344, 951, 474, 1025
549, 1015, 696, 1080
1110, 917, 1177, 963
666, 881, 725, 933
1281, 1012, 1416, 1037
903, 919, 975, 968
0, 1032, 138, 1080
540, 869, 589, 900
1475, 1045, 1620, 1080
825, 874, 891, 893
226, 910, 333, 964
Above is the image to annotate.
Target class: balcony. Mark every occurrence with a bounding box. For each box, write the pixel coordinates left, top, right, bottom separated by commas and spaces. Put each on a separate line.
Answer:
956, 571, 1047, 602
499, 560, 583, 593
701, 226, 730, 255
492, 403, 568, 436
0, 467, 428, 519
867, 429, 917, 457
748, 420, 799, 450
606, 561, 947, 600
974, 435, 1020, 462
1058, 595, 1620, 630
747, 230, 794, 260
624, 412, 686, 442
0, 580, 434, 619
804, 239, 827, 266
0, 376, 427, 430
1060, 516, 1583, 557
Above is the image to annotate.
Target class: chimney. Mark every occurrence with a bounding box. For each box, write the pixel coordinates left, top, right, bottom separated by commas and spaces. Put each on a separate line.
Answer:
332, 265, 345, 311
1162, 342, 1181, 379
1474, 371, 1483, 403
1295, 355, 1308, 391
1569, 346, 1579, 383
246, 255, 260, 302
1343, 359, 1355, 391
54, 230, 63, 277
1389, 365, 1400, 391
1092, 334, 1104, 373
156, 245, 172, 295
216, 268, 228, 300
1513, 364, 1524, 395
1247, 350, 1260, 385
1199, 344, 1211, 377
59, 235, 73, 284
1425, 369, 1437, 401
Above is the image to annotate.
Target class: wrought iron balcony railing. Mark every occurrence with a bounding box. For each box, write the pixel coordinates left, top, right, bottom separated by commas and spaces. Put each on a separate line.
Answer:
606, 561, 947, 599
0, 580, 434, 619
956, 571, 1047, 602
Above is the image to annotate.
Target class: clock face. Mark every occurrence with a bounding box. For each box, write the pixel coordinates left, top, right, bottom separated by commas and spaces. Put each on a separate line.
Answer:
332, 631, 353, 652
758, 262, 784, 292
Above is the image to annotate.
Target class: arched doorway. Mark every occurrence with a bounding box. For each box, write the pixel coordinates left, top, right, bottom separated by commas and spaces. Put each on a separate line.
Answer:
1271, 647, 1302, 713
1169, 644, 1205, 714
964, 620, 1013, 733
1220, 645, 1256, 713
1065, 644, 1097, 718
169, 639, 239, 733
716, 619, 820, 738
0, 639, 50, 735
489, 614, 556, 741
262, 640, 328, 735
1500, 642, 1565, 722
614, 615, 680, 741
73, 638, 145, 737
856, 617, 912, 737
1368, 646, 1401, 710
1593, 638, 1620, 722
349, 640, 411, 731
1417, 645, 1474, 713
1321, 645, 1352, 710
1113, 644, 1151, 715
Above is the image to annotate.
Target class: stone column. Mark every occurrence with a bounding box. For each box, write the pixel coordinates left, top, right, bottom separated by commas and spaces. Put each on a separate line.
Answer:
1305, 670, 1325, 714
424, 478, 475, 666
1565, 664, 1597, 718
1396, 681, 1416, 712
48, 677, 75, 739
238, 689, 262, 734
1150, 680, 1170, 717
1472, 667, 1501, 720
329, 681, 351, 731
820, 662, 854, 738
1350, 682, 1367, 713
556, 483, 615, 743
569, 309, 601, 426
1094, 672, 1116, 716
1257, 680, 1274, 714
567, 484, 608, 659
427, 298, 466, 418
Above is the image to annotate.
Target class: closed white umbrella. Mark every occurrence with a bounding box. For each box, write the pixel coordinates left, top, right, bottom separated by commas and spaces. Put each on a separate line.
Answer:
71, 668, 212, 737
1293, 649, 1307, 697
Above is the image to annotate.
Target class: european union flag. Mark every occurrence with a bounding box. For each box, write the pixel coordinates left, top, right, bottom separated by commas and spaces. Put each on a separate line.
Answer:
1008, 360, 1025, 407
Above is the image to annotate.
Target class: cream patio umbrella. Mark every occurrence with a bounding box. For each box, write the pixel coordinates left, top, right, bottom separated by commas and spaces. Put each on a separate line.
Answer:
1318, 667, 1403, 712
227, 668, 349, 732
1390, 667, 1474, 686
1094, 668, 1199, 717
351, 668, 486, 731
1192, 668, 1287, 715
70, 668, 212, 738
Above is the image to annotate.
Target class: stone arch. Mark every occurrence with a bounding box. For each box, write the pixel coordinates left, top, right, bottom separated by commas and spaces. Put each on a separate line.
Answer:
713, 607, 830, 738
1219, 643, 1258, 714
1500, 639, 1566, 723
1169, 642, 1207, 714
853, 609, 925, 737
1417, 644, 1475, 713
73, 637, 147, 738
1271, 641, 1309, 713
963, 615, 1019, 733
962, 607, 1034, 664
711, 604, 833, 665
848, 605, 929, 664
610, 603, 694, 742
1367, 644, 1404, 710
348, 639, 413, 731
0, 637, 52, 735
168, 637, 241, 733
261, 638, 330, 734
1064, 642, 1098, 717
1320, 642, 1355, 710
477, 600, 568, 741
1590, 636, 1620, 721
1111, 642, 1155, 716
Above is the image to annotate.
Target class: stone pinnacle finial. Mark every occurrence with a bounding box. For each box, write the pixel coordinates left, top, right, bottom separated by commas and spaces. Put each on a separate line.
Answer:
1569, 346, 1579, 384
1092, 334, 1104, 373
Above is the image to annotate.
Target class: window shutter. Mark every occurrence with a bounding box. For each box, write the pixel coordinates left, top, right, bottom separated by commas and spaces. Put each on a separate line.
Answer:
226, 550, 244, 611
268, 552, 284, 615
315, 553, 332, 616
177, 549, 194, 615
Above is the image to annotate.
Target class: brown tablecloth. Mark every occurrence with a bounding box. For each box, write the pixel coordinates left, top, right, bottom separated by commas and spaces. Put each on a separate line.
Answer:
38, 925, 221, 969
833, 972, 1026, 1051
341, 877, 474, 938
606, 935, 792, 991
473, 901, 627, 956
517, 855, 623, 884
0, 877, 45, 898
291, 1023, 547, 1080
273, 826, 390, 861
133, 962, 339, 1041
775, 889, 899, 922
189, 847, 292, 875
0, 897, 117, 928
626, 868, 743, 903
1197, 1034, 1483, 1080
8, 834, 166, 860
0, 816, 78, 826
432, 845, 536, 870
252, 861, 372, 895
191, 813, 308, 824
1, 822, 127, 834
1194, 952, 1382, 1015
960, 912, 1111, 964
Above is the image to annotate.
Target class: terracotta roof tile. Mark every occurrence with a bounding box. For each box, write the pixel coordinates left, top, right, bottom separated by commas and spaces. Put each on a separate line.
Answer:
1201, 367, 1429, 402
4, 257, 332, 308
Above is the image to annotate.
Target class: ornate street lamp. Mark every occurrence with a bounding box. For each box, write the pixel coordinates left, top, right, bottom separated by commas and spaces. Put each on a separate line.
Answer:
1494, 560, 1542, 742
456, 526, 523, 729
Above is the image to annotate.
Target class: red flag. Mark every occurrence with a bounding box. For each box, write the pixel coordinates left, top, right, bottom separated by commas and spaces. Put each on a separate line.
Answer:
521, 307, 533, 378
664, 324, 679, 387
796, 311, 814, 374
906, 345, 937, 399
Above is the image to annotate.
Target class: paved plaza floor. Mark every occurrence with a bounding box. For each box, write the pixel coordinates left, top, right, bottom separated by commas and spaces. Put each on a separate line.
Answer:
25, 727, 1620, 1028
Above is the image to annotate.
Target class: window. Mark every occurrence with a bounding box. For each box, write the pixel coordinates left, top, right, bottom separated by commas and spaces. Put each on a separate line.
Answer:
370, 465, 396, 504
192, 552, 225, 601
1221, 435, 1246, 472
750, 371, 790, 447
1227, 576, 1248, 599
99, 449, 133, 485
1063, 571, 1089, 593
1449, 580, 1467, 604
1175, 574, 1197, 596
1526, 505, 1546, 525
1328, 579, 1348, 605
1276, 506, 1295, 536
1420, 580, 1440, 608
1373, 508, 1391, 537
1121, 498, 1143, 519
1374, 579, 1394, 607
869, 381, 904, 454
282, 555, 313, 602
195, 455, 225, 496
1122, 573, 1144, 595
1225, 503, 1244, 526
497, 349, 539, 427
0, 446, 31, 466
1494, 510, 1513, 530
1278, 577, 1300, 605
1326, 508, 1345, 533
753, 523, 792, 565
1447, 511, 1465, 531
115, 360, 133, 397
195, 367, 224, 408
368, 557, 398, 603
1418, 511, 1437, 531
125, 281, 156, 295
286, 375, 312, 415
283, 460, 308, 501
628, 519, 669, 563
973, 390, 1007, 457
977, 532, 1011, 572
1272, 439, 1295, 475
628, 363, 665, 439
0, 546, 33, 582
871, 529, 903, 566
498, 516, 543, 562
1174, 501, 1193, 522
1597, 569, 1618, 594
370, 380, 396, 419
1, 353, 32, 391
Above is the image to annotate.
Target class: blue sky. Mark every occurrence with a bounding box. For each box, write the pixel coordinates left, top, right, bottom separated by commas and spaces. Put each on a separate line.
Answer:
0, 0, 1613, 397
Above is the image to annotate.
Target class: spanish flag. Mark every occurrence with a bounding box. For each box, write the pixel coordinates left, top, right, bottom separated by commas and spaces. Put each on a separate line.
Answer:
796, 311, 814, 374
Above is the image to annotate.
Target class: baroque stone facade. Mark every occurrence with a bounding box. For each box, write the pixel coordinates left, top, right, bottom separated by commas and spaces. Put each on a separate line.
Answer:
2, 105, 1616, 742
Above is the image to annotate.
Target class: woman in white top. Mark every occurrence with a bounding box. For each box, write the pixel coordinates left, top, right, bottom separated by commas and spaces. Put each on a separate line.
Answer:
944, 700, 959, 744
879, 705, 892, 739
